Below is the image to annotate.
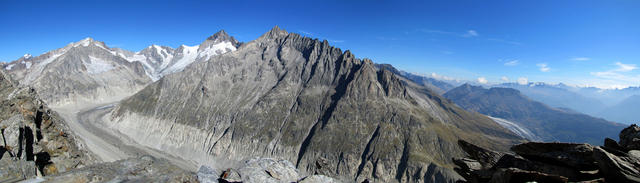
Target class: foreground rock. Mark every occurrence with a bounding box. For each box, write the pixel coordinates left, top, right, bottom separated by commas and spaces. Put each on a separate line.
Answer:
510, 142, 597, 170
620, 124, 640, 151
454, 124, 640, 183
195, 157, 339, 183
34, 155, 197, 182
215, 157, 339, 183
593, 147, 640, 183
0, 70, 94, 181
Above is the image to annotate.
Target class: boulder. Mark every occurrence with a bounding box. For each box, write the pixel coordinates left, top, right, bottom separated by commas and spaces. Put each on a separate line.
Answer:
197, 165, 220, 183
458, 140, 503, 168
629, 150, 640, 159
593, 146, 640, 183
453, 158, 482, 171
489, 168, 568, 183
620, 124, 640, 150
220, 168, 242, 183
43, 156, 197, 182
603, 138, 629, 156
492, 154, 593, 181
221, 157, 300, 183
510, 142, 597, 170
605, 137, 624, 151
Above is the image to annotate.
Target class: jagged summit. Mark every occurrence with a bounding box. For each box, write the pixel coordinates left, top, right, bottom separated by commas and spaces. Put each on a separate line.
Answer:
206, 30, 237, 43
260, 25, 289, 39
66, 37, 111, 49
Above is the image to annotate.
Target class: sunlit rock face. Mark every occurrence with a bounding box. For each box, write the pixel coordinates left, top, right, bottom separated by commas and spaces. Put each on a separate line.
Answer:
111, 26, 522, 182
3, 31, 239, 108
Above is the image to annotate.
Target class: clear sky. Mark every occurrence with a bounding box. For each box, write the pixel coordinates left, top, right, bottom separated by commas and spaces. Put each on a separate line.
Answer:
1, 0, 639, 89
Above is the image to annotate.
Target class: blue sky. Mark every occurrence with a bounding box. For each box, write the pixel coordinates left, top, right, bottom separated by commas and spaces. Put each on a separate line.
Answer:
1, 0, 639, 89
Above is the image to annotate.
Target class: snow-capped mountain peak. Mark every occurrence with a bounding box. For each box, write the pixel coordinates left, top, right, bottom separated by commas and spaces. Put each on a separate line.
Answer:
5, 31, 241, 82
73, 37, 95, 47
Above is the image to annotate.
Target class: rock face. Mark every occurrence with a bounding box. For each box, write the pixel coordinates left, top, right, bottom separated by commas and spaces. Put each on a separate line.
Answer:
110, 26, 523, 182
510, 142, 597, 170
217, 157, 320, 183
0, 70, 94, 181
593, 147, 640, 183
444, 84, 626, 145
620, 124, 640, 150
454, 124, 640, 183
3, 31, 239, 107
197, 157, 339, 183
3, 38, 152, 107
36, 155, 198, 182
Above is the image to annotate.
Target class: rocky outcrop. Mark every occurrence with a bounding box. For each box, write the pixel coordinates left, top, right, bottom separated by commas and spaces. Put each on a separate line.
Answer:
110, 26, 523, 182
593, 147, 640, 183
454, 124, 640, 183
196, 157, 340, 183
620, 124, 640, 150
33, 155, 198, 182
0, 70, 94, 181
510, 142, 597, 170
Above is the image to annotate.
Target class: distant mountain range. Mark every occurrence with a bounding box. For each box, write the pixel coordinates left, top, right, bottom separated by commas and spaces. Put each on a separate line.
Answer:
496, 83, 607, 116
443, 84, 627, 145
599, 95, 640, 124
2, 31, 239, 107
374, 69, 640, 125
374, 64, 455, 94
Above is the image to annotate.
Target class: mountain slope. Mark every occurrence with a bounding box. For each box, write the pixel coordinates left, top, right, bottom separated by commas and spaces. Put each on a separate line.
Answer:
3, 31, 239, 107
444, 84, 626, 145
3, 38, 151, 107
109, 26, 522, 182
599, 95, 640, 124
497, 83, 607, 117
375, 63, 455, 94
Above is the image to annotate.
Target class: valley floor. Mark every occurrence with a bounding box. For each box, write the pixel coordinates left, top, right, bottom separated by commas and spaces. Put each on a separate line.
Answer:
53, 103, 198, 171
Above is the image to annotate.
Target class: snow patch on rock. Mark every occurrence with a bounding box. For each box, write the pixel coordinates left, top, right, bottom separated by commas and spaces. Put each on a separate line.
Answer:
84, 56, 115, 74
5, 64, 15, 70
162, 45, 199, 75
199, 41, 237, 61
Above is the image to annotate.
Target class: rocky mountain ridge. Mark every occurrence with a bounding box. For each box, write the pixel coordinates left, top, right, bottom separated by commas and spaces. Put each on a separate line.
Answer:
2, 31, 239, 107
109, 26, 523, 182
